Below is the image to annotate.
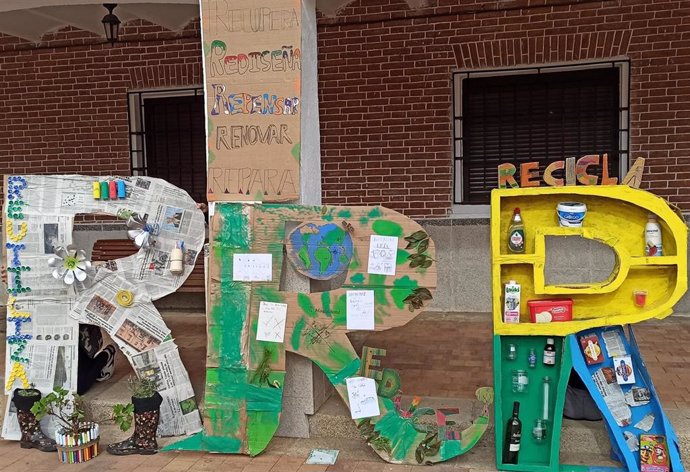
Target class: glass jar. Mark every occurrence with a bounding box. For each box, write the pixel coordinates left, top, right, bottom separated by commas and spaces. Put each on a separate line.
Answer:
533, 419, 547, 442
511, 370, 529, 393
506, 343, 517, 361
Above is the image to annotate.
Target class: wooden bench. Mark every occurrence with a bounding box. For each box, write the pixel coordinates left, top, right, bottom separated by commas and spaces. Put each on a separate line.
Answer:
91, 239, 205, 293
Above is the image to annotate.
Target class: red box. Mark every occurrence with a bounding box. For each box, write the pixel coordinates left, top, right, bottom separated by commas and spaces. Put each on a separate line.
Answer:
528, 299, 573, 323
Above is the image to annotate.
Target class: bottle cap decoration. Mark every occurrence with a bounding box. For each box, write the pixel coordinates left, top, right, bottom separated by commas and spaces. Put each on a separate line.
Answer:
126, 213, 156, 249
47, 246, 93, 286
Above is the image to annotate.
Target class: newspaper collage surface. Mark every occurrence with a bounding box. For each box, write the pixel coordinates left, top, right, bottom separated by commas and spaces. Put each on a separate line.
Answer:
2, 175, 204, 439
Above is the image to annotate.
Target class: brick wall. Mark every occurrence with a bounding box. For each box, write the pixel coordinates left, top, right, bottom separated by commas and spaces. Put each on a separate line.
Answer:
1, 1, 689, 219
317, 0, 690, 217
0, 20, 202, 182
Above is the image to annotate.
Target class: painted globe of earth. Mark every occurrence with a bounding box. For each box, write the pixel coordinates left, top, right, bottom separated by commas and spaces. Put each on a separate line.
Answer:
288, 222, 354, 280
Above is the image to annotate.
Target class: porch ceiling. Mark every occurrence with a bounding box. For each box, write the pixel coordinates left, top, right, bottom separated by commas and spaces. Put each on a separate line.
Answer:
0, 2, 199, 41
0, 0, 363, 42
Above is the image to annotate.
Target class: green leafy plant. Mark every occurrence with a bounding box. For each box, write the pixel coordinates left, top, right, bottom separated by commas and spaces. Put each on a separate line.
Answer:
357, 419, 392, 455
415, 431, 442, 464
128, 376, 158, 399
16, 383, 38, 397
404, 230, 434, 269
30, 387, 87, 435
403, 288, 433, 312
112, 403, 134, 432
111, 377, 159, 432
251, 348, 274, 387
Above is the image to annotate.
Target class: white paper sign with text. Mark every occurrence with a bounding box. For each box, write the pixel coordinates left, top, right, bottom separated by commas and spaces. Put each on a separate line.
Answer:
367, 235, 398, 276
233, 254, 273, 282
346, 290, 375, 330
346, 376, 380, 419
256, 301, 288, 343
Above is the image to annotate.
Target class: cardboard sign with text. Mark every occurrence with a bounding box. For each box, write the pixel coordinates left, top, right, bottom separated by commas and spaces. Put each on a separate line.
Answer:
201, 0, 301, 201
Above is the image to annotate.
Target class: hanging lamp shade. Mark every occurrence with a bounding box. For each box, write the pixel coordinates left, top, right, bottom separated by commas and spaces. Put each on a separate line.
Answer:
102, 3, 121, 45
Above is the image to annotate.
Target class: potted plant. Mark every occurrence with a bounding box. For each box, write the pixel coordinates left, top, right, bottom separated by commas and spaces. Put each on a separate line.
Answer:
31, 387, 99, 463
108, 376, 162, 456
12, 384, 57, 452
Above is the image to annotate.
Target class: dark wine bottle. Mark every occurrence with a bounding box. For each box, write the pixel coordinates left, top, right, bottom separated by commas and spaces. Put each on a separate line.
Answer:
503, 401, 522, 464
543, 338, 556, 366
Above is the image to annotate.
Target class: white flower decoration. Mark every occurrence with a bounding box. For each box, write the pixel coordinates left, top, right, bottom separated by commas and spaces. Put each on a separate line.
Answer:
126, 214, 157, 249
48, 246, 93, 286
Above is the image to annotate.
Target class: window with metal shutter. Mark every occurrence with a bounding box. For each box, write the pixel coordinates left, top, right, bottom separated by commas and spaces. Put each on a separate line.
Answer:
454, 66, 626, 204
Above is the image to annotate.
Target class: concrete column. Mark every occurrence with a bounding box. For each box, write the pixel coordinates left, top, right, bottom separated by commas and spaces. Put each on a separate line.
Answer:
299, 0, 322, 205
276, 0, 332, 439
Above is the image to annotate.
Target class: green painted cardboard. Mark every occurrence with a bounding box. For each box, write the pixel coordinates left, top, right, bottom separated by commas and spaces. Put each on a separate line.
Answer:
493, 335, 572, 472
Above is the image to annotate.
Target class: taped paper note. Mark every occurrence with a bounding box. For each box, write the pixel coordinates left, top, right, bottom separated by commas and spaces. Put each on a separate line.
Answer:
306, 449, 339, 465
624, 431, 639, 452
634, 413, 655, 432
347, 290, 375, 330
367, 235, 398, 276
256, 301, 288, 343
602, 330, 627, 357
346, 376, 380, 419
233, 254, 272, 281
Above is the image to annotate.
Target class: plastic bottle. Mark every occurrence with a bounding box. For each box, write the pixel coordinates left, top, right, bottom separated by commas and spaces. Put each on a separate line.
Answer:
645, 215, 663, 256
508, 208, 525, 253
100, 181, 109, 200
117, 180, 126, 199
170, 241, 184, 275
108, 180, 117, 200
528, 348, 536, 368
92, 182, 101, 200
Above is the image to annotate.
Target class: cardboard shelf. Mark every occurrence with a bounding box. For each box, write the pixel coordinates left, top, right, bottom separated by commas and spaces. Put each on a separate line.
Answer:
492, 186, 688, 472
493, 335, 571, 472
491, 186, 688, 338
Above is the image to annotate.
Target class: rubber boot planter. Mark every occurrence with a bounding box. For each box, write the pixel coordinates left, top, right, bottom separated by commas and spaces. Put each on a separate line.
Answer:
107, 391, 163, 455
12, 388, 57, 452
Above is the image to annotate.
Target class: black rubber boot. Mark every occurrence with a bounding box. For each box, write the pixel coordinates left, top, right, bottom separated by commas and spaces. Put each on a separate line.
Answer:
13, 389, 57, 453
107, 392, 162, 456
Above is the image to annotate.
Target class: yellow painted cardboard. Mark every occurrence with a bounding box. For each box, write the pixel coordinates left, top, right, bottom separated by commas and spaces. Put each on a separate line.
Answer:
491, 185, 688, 336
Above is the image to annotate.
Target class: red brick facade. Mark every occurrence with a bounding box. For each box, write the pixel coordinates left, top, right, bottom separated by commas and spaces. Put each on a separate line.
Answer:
318, 0, 690, 217
0, 20, 201, 183
1, 1, 690, 218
